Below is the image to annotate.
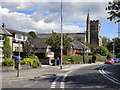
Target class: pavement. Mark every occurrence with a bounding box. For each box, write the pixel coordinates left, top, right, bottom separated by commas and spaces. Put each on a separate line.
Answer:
2, 62, 104, 82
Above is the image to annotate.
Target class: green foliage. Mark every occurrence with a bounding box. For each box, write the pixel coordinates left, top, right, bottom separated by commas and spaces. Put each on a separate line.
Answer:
107, 52, 113, 58
29, 54, 39, 59
46, 32, 72, 58
102, 37, 111, 47
92, 54, 106, 62
74, 36, 83, 43
2, 58, 15, 66
21, 58, 41, 69
76, 52, 94, 55
28, 31, 38, 38
62, 55, 84, 64
92, 54, 101, 60
31, 59, 41, 69
107, 37, 120, 56
62, 55, 72, 64
106, 1, 120, 23
87, 43, 98, 52
93, 46, 109, 56
72, 55, 83, 64
117, 53, 120, 58
2, 36, 12, 58
96, 56, 107, 62
23, 39, 33, 58
21, 58, 33, 65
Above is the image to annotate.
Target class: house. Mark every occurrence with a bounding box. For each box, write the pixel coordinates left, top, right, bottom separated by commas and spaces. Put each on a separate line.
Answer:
0, 26, 12, 62
69, 39, 91, 55
29, 38, 54, 65
5, 28, 32, 52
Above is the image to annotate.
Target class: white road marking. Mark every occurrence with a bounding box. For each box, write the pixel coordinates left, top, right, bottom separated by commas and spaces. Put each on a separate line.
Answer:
51, 64, 97, 88
99, 65, 120, 86
51, 77, 60, 88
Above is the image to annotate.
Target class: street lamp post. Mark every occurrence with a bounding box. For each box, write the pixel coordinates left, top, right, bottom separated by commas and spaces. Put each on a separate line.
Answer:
60, 0, 63, 69
83, 31, 86, 64
17, 41, 20, 77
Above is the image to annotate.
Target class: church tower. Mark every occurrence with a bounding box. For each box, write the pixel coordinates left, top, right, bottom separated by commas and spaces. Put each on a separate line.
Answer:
86, 11, 90, 44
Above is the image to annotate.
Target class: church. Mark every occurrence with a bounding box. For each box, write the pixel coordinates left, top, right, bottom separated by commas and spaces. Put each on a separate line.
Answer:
37, 12, 102, 46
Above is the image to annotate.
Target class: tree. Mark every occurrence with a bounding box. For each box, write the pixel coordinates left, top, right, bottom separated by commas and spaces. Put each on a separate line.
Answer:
107, 37, 120, 56
2, 35, 12, 58
93, 46, 109, 56
28, 31, 38, 38
74, 36, 83, 43
46, 32, 72, 59
102, 37, 111, 47
23, 39, 33, 58
106, 1, 120, 23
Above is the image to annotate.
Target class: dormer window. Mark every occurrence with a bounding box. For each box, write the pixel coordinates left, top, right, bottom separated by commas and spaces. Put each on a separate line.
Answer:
16, 34, 22, 39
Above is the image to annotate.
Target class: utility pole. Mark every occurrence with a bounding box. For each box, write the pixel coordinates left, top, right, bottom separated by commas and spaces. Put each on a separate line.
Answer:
60, 0, 63, 69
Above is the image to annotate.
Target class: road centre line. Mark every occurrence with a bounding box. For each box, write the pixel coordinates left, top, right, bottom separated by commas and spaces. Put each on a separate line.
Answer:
99, 65, 120, 86
51, 77, 60, 88
51, 64, 98, 88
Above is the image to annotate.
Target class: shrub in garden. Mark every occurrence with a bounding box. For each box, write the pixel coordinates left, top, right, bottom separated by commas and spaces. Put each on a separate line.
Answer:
72, 55, 83, 64
2, 58, 15, 66
32, 59, 41, 69
107, 52, 113, 58
117, 53, 120, 58
93, 46, 109, 56
62, 55, 72, 64
21, 58, 33, 65
96, 56, 106, 62
29, 54, 39, 59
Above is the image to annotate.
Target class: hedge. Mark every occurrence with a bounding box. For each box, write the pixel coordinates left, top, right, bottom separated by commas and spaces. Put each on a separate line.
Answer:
72, 55, 83, 64
96, 56, 107, 62
76, 52, 94, 55
62, 55, 91, 64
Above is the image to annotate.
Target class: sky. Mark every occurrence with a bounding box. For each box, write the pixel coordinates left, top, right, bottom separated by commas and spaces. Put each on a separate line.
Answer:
0, 0, 119, 39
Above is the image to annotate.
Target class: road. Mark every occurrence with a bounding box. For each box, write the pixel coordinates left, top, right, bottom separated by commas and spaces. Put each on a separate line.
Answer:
2, 63, 120, 89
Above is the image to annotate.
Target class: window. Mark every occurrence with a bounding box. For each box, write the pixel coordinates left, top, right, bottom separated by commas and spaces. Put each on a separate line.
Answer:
0, 36, 4, 40
23, 36, 27, 40
16, 34, 22, 39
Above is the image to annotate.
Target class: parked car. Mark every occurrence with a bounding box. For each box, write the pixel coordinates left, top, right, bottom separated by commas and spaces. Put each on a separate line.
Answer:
105, 58, 114, 64
114, 58, 120, 63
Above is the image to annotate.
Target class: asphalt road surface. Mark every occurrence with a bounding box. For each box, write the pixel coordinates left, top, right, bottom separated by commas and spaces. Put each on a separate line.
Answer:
2, 63, 120, 89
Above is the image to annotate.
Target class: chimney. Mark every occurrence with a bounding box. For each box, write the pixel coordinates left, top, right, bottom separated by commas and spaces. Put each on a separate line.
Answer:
2, 23, 5, 28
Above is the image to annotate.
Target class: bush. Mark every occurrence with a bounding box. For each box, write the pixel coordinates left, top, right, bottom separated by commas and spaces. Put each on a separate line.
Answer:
62, 55, 72, 64
107, 52, 113, 58
92, 54, 101, 60
117, 53, 120, 58
21, 58, 33, 65
93, 46, 109, 56
2, 58, 15, 66
32, 59, 41, 69
96, 56, 107, 62
29, 54, 39, 59
72, 55, 83, 64
76, 52, 94, 55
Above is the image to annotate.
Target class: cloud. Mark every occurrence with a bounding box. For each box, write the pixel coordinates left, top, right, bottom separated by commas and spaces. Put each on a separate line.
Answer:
1, 1, 111, 33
